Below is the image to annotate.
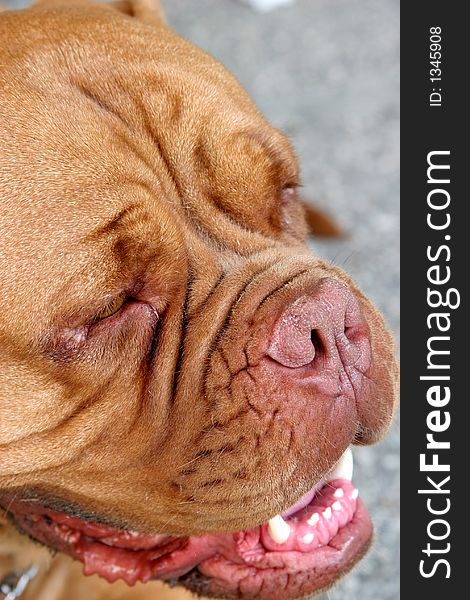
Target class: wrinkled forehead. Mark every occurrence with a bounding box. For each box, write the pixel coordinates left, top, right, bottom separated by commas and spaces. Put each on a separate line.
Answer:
0, 3, 291, 223
0, 5, 299, 339
0, 8, 298, 233
0, 2, 266, 132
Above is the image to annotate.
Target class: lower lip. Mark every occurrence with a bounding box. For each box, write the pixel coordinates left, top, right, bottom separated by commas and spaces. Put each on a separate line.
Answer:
3, 478, 365, 587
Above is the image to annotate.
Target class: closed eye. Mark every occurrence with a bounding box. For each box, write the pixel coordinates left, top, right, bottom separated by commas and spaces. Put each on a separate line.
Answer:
92, 292, 129, 322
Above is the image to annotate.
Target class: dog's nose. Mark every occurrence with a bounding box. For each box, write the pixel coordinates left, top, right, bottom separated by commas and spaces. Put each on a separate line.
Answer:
266, 278, 371, 374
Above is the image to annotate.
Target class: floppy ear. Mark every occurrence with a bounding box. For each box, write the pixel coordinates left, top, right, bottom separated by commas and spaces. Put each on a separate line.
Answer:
111, 0, 166, 26
34, 0, 166, 26
300, 198, 343, 237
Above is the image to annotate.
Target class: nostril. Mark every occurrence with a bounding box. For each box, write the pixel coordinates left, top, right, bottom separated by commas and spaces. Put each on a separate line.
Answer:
310, 329, 322, 355
266, 278, 369, 372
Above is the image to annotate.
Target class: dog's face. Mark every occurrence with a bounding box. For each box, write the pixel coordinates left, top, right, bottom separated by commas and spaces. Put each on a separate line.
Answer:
0, 1, 398, 598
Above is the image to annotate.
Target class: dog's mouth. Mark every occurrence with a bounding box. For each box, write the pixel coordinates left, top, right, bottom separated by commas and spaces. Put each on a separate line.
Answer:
4, 449, 371, 599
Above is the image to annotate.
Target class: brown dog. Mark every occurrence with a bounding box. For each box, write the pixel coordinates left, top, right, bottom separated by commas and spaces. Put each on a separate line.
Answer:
0, 1, 398, 598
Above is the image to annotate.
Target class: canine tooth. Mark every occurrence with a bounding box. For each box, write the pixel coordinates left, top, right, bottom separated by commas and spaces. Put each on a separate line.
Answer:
323, 507, 332, 519
351, 488, 359, 500
333, 488, 344, 498
308, 513, 320, 526
328, 447, 353, 482
332, 501, 342, 511
302, 533, 314, 544
268, 515, 290, 544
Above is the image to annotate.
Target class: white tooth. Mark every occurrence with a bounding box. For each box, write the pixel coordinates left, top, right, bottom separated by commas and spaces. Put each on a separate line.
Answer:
351, 488, 359, 500
333, 488, 344, 498
328, 447, 353, 482
268, 515, 291, 544
302, 533, 314, 544
308, 513, 320, 526
323, 507, 332, 519
332, 501, 342, 511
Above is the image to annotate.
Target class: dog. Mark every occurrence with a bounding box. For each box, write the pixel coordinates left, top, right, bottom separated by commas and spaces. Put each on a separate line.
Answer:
0, 1, 399, 598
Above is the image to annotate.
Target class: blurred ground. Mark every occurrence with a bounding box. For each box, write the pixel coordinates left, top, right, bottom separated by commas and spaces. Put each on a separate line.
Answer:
4, 1, 400, 598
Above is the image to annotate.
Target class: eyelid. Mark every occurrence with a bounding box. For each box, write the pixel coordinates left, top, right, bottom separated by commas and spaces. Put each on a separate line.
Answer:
282, 178, 302, 189
93, 292, 128, 322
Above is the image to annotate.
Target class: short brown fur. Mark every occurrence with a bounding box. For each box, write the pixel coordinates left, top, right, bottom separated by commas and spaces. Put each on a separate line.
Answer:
0, 1, 398, 598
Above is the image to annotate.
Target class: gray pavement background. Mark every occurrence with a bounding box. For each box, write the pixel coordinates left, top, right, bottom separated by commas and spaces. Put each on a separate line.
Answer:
4, 1, 400, 599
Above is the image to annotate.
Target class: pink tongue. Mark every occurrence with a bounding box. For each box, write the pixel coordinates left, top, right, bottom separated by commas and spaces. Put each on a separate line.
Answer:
281, 480, 325, 518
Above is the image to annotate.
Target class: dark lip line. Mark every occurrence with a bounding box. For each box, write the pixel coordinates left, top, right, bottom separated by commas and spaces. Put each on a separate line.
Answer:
8, 495, 367, 558
0, 461, 340, 537
2, 474, 340, 543
3, 470, 359, 538
0, 449, 356, 542
0, 491, 128, 532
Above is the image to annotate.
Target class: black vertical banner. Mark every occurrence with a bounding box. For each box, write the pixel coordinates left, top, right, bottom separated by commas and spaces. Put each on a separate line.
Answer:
401, 2, 466, 597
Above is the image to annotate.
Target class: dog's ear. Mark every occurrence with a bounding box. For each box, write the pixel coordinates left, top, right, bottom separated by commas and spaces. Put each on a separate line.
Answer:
300, 198, 343, 237
34, 0, 166, 26
110, 0, 166, 26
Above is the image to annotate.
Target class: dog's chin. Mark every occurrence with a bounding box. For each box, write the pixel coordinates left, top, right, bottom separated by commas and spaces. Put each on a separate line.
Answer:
2, 450, 372, 600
